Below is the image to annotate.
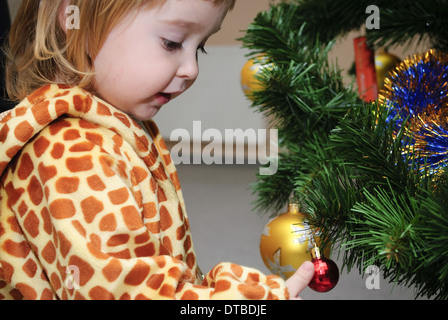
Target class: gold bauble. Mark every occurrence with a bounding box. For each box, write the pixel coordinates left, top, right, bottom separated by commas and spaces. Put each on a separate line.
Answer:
259, 203, 330, 280
375, 51, 401, 89
240, 55, 269, 100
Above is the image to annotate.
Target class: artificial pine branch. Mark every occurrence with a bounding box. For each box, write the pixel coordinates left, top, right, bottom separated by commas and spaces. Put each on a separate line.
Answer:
241, 0, 448, 299
413, 170, 448, 299
241, 3, 359, 216
366, 0, 448, 52
267, 0, 448, 52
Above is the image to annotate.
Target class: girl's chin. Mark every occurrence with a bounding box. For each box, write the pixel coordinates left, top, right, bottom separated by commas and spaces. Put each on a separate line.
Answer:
131, 105, 162, 121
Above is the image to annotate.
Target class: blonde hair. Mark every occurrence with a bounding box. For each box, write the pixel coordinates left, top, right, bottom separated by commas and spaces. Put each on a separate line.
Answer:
5, 0, 236, 102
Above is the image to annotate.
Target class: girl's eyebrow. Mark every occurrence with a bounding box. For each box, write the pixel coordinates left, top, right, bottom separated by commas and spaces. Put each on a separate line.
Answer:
162, 19, 203, 31
161, 18, 221, 35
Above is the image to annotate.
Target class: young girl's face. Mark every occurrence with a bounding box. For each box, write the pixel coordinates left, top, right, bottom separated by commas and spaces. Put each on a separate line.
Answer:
92, 0, 228, 120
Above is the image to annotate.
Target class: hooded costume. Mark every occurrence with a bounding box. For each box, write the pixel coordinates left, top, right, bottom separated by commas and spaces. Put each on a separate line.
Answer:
0, 84, 287, 300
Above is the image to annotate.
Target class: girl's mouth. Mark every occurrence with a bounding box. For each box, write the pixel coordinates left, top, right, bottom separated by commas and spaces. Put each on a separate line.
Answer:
155, 92, 172, 105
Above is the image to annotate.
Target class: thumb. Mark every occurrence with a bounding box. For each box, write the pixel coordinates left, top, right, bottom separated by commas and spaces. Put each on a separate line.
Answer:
286, 261, 315, 300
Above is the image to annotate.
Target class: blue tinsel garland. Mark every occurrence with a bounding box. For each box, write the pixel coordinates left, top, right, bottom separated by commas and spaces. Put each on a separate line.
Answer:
378, 49, 448, 172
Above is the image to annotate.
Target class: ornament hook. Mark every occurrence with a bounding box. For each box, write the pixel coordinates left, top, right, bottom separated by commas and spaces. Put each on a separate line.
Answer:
288, 191, 300, 213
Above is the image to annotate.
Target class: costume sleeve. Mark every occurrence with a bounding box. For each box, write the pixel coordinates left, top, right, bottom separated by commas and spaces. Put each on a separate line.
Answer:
18, 119, 288, 300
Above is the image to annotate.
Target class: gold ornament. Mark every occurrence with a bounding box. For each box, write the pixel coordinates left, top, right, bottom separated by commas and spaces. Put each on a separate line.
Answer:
375, 50, 401, 90
240, 55, 269, 100
259, 202, 330, 280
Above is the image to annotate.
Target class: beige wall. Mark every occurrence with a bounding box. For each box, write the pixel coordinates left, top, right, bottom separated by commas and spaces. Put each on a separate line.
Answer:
208, 0, 271, 45
7, 0, 20, 19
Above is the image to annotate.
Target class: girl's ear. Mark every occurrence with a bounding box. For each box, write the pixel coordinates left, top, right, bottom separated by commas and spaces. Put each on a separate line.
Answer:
58, 0, 72, 33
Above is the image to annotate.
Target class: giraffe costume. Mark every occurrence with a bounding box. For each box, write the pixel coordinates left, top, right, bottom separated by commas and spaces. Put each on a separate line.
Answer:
0, 84, 288, 300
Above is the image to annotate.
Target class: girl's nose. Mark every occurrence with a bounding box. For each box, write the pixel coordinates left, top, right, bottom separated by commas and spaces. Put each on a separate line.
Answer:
177, 53, 199, 81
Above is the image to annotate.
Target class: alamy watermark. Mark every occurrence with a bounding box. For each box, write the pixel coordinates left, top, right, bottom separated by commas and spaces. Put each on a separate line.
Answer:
365, 265, 381, 290
66, 4, 381, 31
66, 5, 80, 30
169, 121, 279, 176
63, 3, 381, 177
366, 5, 380, 30
65, 265, 80, 290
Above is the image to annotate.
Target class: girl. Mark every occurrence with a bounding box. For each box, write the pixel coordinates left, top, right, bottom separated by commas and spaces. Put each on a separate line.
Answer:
0, 0, 314, 300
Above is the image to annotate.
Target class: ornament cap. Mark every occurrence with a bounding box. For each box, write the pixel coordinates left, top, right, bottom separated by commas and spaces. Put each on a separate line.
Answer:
288, 202, 300, 214
311, 244, 321, 260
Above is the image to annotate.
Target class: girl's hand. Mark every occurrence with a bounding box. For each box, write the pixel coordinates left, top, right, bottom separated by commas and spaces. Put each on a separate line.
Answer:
286, 261, 315, 300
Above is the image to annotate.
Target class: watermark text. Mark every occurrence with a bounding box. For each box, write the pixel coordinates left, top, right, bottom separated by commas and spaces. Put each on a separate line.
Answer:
365, 265, 381, 290
65, 265, 80, 290
366, 5, 380, 30
170, 121, 278, 176
66, 5, 80, 30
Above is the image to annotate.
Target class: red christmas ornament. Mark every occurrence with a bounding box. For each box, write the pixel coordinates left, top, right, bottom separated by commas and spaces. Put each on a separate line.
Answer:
308, 245, 339, 293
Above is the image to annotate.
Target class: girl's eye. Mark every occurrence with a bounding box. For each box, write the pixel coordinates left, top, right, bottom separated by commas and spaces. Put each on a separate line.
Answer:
162, 39, 183, 52
162, 38, 208, 55
198, 45, 208, 55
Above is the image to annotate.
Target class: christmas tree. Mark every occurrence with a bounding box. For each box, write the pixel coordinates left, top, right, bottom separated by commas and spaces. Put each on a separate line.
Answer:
239, 0, 448, 299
